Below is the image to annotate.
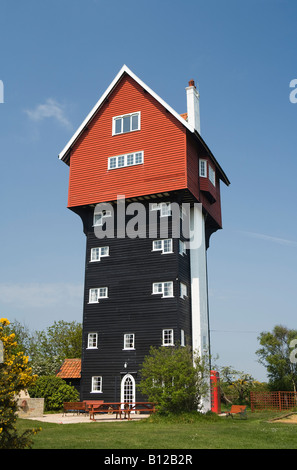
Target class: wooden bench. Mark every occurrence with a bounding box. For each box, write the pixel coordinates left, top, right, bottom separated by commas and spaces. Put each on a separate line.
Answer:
63, 402, 87, 416
226, 405, 247, 419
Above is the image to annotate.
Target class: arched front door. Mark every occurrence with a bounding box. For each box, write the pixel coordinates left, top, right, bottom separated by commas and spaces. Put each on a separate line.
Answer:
121, 374, 135, 405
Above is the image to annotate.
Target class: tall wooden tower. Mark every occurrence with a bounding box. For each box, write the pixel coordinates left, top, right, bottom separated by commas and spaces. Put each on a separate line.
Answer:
59, 66, 229, 410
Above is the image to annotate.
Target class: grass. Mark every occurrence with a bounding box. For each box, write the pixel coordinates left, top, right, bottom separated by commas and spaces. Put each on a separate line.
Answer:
16, 410, 297, 450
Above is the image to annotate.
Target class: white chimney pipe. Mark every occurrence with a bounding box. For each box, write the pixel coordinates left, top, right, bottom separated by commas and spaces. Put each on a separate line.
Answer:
186, 79, 200, 134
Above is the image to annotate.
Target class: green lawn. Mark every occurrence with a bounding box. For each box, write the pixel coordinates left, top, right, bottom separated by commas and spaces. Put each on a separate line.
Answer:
15, 411, 297, 450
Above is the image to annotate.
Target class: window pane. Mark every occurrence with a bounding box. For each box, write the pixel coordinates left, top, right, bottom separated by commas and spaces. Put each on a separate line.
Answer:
209, 166, 215, 186
90, 289, 98, 302
124, 334, 134, 349
164, 282, 173, 297
135, 152, 143, 164
200, 160, 206, 177
153, 283, 162, 294
180, 283, 187, 298
153, 240, 162, 251
92, 376, 102, 392
160, 203, 171, 217
179, 240, 186, 255
118, 155, 125, 167
115, 118, 121, 134
131, 114, 139, 130
163, 329, 173, 345
181, 330, 185, 346
94, 213, 102, 226
91, 248, 100, 261
99, 287, 107, 298
109, 157, 117, 169
100, 246, 109, 257
88, 333, 97, 348
163, 239, 172, 252
123, 115, 131, 133
127, 154, 134, 166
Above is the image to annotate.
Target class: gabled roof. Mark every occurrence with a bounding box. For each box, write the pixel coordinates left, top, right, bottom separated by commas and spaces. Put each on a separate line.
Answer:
56, 358, 81, 379
58, 65, 230, 186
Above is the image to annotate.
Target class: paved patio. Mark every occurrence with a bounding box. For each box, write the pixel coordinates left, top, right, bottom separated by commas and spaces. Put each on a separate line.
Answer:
22, 412, 150, 424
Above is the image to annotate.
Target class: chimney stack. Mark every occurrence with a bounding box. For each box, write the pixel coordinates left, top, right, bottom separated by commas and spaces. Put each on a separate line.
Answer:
186, 79, 200, 134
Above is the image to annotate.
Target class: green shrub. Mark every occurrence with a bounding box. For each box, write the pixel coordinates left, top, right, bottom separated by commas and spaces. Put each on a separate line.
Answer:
48, 383, 79, 411
28, 375, 79, 411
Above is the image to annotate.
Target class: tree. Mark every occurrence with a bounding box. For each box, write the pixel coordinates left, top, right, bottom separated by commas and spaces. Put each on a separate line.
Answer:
0, 318, 39, 449
9, 320, 82, 376
256, 325, 297, 391
138, 345, 209, 414
218, 366, 266, 404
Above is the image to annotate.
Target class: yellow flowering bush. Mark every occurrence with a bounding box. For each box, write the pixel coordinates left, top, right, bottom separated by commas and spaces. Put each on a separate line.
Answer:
0, 318, 40, 449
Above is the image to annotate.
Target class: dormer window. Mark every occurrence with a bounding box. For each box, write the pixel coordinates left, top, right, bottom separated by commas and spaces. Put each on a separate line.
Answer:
199, 159, 216, 187
113, 112, 140, 135
199, 159, 207, 178
208, 164, 215, 186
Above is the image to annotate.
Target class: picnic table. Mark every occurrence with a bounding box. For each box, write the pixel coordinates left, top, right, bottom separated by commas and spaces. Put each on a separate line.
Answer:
87, 402, 131, 420
63, 400, 156, 420
87, 401, 156, 421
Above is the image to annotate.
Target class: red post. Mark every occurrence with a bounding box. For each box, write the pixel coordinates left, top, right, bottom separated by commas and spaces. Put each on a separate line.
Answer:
210, 370, 221, 414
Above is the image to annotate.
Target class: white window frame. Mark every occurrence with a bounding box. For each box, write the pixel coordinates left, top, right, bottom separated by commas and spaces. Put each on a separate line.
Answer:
162, 329, 174, 346
208, 164, 216, 186
112, 112, 140, 135
180, 282, 188, 299
93, 210, 112, 227
123, 333, 135, 350
91, 376, 102, 393
150, 202, 171, 217
89, 287, 108, 303
87, 333, 98, 349
90, 246, 109, 262
199, 159, 216, 186
152, 239, 173, 254
179, 240, 187, 256
152, 281, 174, 298
199, 159, 207, 178
108, 151, 144, 170
181, 329, 185, 347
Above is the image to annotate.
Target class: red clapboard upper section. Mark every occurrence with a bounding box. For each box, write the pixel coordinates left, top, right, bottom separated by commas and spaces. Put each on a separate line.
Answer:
66, 74, 187, 208
59, 66, 229, 227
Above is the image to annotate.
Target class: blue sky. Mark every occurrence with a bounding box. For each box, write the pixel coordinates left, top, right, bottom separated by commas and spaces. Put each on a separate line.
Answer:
0, 0, 296, 381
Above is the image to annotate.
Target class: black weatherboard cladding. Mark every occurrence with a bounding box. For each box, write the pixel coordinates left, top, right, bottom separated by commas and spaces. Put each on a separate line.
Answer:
77, 199, 192, 402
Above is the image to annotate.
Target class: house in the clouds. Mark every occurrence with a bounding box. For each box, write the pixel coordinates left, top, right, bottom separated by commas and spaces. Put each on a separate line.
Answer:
59, 65, 229, 410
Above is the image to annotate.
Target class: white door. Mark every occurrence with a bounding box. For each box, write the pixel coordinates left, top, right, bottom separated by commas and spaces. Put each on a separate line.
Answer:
121, 374, 135, 405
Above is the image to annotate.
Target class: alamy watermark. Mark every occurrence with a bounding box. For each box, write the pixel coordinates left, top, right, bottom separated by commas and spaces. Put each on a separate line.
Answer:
93, 196, 203, 250
289, 79, 297, 103
0, 80, 3, 103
